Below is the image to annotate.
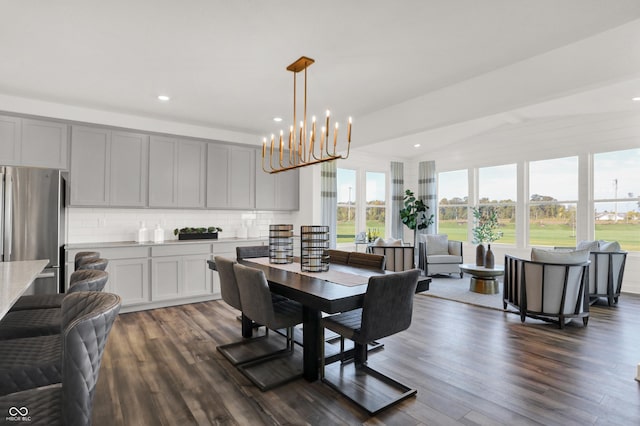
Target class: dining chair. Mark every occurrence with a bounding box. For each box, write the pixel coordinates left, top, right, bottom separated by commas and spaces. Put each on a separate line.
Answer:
232, 263, 304, 391
347, 252, 386, 270
236, 245, 288, 304
214, 256, 284, 365
0, 292, 121, 425
8, 269, 109, 312
326, 249, 350, 265
0, 270, 109, 340
320, 268, 421, 415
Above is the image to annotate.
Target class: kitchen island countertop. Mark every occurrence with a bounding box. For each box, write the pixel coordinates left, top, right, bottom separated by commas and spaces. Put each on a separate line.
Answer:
0, 259, 49, 319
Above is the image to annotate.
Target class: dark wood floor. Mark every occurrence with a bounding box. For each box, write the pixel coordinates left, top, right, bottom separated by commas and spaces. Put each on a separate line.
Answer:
93, 293, 640, 425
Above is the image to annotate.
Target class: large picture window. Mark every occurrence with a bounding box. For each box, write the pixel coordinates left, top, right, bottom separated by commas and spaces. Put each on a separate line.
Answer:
438, 169, 468, 242
478, 164, 516, 244
528, 157, 578, 247
366, 172, 386, 240
337, 168, 356, 243
594, 149, 640, 251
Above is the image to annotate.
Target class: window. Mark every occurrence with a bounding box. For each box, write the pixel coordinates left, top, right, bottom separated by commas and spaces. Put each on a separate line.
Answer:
366, 172, 386, 240
438, 169, 468, 242
529, 157, 578, 247
478, 164, 516, 244
337, 168, 356, 243
594, 149, 640, 251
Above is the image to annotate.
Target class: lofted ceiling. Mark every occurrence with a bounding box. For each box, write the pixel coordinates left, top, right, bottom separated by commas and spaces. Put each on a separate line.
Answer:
1, 0, 640, 157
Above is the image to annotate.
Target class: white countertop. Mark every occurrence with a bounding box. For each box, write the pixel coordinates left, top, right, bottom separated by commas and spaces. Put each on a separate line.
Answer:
65, 237, 269, 250
0, 259, 49, 319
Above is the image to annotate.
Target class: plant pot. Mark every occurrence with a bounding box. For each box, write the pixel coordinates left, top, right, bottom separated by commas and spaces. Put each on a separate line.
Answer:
475, 244, 485, 266
178, 232, 218, 240
485, 244, 495, 269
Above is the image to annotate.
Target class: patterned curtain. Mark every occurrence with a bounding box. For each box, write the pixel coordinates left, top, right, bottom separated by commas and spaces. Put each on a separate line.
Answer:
418, 160, 437, 239
390, 161, 404, 240
320, 160, 337, 249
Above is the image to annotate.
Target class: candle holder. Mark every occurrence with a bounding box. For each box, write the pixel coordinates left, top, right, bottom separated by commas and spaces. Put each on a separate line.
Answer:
269, 224, 294, 264
300, 225, 330, 272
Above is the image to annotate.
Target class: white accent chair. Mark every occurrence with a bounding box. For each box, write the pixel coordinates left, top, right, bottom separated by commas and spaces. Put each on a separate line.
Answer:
418, 234, 463, 278
504, 249, 590, 328
576, 240, 627, 306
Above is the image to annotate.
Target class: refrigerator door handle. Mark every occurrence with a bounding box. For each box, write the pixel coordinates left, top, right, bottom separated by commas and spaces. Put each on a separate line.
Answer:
0, 171, 4, 258
3, 174, 12, 261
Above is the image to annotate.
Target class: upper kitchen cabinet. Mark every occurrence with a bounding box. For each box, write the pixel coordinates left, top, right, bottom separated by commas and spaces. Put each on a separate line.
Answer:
255, 149, 299, 210
0, 115, 68, 169
70, 126, 148, 207
206, 144, 255, 209
149, 136, 206, 208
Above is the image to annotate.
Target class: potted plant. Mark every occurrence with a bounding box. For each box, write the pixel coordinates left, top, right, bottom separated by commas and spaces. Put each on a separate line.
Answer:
173, 226, 223, 240
471, 207, 502, 267
399, 189, 434, 244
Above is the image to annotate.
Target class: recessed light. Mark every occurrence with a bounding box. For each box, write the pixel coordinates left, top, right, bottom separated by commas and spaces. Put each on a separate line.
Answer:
633, 97, 640, 102
273, 117, 283, 122
157, 95, 170, 101
414, 144, 421, 148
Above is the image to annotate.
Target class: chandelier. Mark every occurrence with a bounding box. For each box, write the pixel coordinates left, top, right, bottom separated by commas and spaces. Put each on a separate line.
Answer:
262, 56, 352, 174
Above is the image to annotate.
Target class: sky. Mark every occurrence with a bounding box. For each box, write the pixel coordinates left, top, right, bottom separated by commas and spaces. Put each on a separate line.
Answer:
337, 169, 386, 202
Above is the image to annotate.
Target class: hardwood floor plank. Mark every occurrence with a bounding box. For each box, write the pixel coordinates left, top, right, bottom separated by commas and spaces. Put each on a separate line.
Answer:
92, 293, 640, 425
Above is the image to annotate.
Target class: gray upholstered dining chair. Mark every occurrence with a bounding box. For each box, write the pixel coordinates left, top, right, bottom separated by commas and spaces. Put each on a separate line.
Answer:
0, 292, 121, 425
0, 270, 109, 340
347, 252, 386, 270
232, 263, 304, 391
236, 245, 269, 260
320, 268, 421, 415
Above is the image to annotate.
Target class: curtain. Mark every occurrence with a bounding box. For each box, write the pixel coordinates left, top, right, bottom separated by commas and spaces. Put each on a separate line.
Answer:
320, 160, 337, 249
418, 160, 437, 238
390, 161, 404, 240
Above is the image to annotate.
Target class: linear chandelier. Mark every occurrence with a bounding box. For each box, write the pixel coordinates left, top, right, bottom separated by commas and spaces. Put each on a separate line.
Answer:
262, 56, 352, 174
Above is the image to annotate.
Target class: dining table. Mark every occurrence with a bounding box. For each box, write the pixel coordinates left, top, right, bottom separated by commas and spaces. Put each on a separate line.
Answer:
229, 257, 430, 382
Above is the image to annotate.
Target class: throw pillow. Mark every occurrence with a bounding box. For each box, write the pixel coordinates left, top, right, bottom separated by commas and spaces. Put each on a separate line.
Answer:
426, 234, 449, 255
576, 240, 599, 252
531, 247, 590, 264
599, 240, 621, 252
373, 237, 385, 246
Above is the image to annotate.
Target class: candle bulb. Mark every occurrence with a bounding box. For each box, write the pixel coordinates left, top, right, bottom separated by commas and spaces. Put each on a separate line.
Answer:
288, 125, 293, 151
325, 110, 330, 139
309, 130, 314, 158
320, 126, 326, 157
333, 122, 339, 151
347, 117, 352, 142
279, 130, 284, 163
262, 138, 266, 158
270, 134, 275, 156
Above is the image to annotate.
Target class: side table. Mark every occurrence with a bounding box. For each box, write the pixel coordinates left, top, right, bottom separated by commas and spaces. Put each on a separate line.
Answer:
459, 263, 504, 294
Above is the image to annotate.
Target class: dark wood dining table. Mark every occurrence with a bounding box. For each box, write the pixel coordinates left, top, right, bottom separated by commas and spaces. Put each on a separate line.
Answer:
231, 258, 430, 382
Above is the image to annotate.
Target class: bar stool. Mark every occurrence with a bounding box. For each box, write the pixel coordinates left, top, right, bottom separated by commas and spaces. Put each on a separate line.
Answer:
8, 270, 109, 312
0, 292, 121, 423
77, 257, 109, 271
74, 251, 100, 270
0, 270, 109, 340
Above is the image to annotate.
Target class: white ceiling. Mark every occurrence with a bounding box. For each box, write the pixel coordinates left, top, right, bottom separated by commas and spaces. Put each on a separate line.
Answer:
1, 0, 640, 157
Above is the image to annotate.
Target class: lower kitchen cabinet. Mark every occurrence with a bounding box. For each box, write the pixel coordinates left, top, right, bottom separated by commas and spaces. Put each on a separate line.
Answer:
106, 258, 150, 306
150, 244, 213, 302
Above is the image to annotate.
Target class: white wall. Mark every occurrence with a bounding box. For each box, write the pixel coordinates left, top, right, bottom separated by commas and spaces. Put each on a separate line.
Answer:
405, 110, 640, 294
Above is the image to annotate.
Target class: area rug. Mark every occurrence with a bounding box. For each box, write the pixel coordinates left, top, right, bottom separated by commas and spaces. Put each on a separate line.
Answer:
420, 275, 517, 313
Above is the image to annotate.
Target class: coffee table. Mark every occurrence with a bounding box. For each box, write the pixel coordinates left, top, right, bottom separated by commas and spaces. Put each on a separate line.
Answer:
459, 263, 504, 294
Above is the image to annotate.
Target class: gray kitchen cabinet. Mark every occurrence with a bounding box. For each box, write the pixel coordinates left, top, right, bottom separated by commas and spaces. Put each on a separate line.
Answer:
106, 257, 150, 306
206, 144, 255, 209
70, 126, 148, 207
109, 131, 148, 206
0, 115, 68, 169
21, 118, 68, 169
255, 149, 299, 210
0, 115, 21, 165
150, 244, 213, 301
149, 136, 206, 208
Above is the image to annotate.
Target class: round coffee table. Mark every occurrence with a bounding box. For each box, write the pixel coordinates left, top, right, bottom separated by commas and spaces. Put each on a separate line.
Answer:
459, 263, 504, 294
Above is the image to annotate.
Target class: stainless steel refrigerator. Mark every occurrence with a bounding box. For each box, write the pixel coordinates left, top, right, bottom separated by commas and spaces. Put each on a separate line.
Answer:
0, 166, 65, 294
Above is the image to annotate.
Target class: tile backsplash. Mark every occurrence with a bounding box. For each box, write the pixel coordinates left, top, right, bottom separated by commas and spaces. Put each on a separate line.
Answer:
67, 208, 296, 243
